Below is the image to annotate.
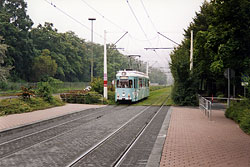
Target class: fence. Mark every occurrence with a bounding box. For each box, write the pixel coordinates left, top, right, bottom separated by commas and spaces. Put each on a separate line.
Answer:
198, 95, 212, 120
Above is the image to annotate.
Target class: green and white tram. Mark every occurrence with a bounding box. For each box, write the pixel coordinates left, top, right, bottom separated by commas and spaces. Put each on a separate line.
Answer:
115, 69, 149, 102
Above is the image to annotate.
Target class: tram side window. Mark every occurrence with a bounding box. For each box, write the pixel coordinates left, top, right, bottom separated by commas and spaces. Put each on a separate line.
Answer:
117, 80, 133, 88
134, 79, 137, 88
139, 78, 142, 88
129, 80, 133, 88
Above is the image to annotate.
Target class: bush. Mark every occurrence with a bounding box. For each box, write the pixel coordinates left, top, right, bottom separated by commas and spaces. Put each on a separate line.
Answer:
0, 81, 8, 90
171, 81, 198, 106
84, 92, 102, 104
60, 91, 103, 104
225, 99, 250, 134
90, 77, 103, 94
107, 91, 116, 104
36, 82, 53, 102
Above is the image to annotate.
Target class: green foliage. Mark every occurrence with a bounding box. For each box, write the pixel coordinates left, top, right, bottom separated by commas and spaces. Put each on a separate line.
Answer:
90, 77, 103, 94
107, 91, 116, 105
60, 91, 103, 104
36, 82, 53, 102
170, 0, 250, 101
0, 81, 8, 90
225, 99, 250, 134
0, 0, 34, 81
0, 97, 64, 116
32, 49, 58, 81
0, 36, 12, 81
84, 92, 102, 104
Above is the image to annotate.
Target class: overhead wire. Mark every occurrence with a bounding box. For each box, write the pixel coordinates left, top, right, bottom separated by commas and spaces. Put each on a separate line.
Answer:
140, 0, 179, 46
43, 0, 104, 40
79, 0, 127, 33
126, 0, 164, 64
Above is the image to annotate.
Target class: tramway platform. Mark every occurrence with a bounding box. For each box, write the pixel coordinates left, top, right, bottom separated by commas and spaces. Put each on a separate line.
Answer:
159, 107, 250, 167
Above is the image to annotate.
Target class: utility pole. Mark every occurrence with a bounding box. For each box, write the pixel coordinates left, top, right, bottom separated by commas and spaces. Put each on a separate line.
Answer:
103, 30, 108, 99
88, 18, 96, 82
190, 30, 193, 71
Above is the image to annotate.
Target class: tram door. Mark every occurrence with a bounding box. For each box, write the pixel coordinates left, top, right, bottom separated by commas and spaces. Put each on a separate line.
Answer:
134, 78, 138, 100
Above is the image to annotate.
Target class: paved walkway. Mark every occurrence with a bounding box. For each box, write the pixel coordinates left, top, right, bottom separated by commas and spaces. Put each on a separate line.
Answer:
160, 107, 250, 167
0, 104, 105, 131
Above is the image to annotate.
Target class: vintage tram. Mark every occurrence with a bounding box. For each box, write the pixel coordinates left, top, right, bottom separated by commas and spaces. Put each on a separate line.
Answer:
115, 69, 149, 102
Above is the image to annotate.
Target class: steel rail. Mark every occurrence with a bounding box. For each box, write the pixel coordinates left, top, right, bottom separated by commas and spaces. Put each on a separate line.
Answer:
0, 107, 112, 146
113, 96, 169, 167
66, 106, 151, 167
0, 106, 123, 160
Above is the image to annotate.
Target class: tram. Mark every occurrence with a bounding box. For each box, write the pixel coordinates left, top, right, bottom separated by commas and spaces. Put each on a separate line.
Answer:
115, 69, 149, 102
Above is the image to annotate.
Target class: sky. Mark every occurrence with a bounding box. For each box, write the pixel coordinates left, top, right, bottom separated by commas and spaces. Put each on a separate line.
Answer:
24, 0, 207, 76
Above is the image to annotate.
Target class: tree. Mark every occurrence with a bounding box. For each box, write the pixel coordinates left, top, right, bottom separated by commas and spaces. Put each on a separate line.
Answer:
0, 36, 12, 81
32, 49, 57, 81
0, 0, 34, 81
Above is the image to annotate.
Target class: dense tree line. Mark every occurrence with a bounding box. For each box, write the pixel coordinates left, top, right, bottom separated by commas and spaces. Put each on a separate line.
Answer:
0, 0, 167, 84
170, 0, 250, 105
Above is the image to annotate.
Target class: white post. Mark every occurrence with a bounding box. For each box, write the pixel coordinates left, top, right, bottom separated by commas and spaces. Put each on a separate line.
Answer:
190, 30, 193, 71
104, 30, 108, 99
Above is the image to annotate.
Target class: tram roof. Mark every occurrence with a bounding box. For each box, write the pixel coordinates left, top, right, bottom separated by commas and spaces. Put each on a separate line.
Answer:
116, 69, 149, 79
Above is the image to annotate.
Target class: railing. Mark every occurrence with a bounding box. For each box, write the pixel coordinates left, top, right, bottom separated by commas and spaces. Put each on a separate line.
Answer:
198, 95, 212, 120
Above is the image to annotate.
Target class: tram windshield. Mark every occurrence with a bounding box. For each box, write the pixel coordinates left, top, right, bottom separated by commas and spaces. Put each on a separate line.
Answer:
117, 79, 133, 88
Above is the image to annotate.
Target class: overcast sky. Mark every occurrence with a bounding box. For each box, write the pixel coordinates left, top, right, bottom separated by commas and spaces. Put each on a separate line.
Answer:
24, 0, 207, 71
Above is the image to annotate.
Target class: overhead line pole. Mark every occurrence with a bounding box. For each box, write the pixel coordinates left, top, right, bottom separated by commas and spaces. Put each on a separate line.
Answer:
88, 18, 96, 82
104, 30, 108, 99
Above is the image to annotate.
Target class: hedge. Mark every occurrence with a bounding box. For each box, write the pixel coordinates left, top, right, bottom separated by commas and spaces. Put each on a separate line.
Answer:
225, 99, 250, 134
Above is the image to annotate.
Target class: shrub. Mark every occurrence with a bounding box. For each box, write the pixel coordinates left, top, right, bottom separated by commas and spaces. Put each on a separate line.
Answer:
225, 99, 250, 134
36, 82, 53, 102
84, 92, 102, 104
90, 77, 103, 94
240, 109, 250, 134
60, 91, 103, 104
0, 81, 8, 90
107, 91, 116, 104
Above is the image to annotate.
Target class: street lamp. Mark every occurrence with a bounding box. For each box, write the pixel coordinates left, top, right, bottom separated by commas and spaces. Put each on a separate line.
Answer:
88, 18, 96, 82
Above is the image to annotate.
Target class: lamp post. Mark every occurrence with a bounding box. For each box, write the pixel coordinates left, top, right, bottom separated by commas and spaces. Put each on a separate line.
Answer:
88, 18, 96, 82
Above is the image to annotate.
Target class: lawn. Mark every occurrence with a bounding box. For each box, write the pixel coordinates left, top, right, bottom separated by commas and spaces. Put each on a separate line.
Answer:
133, 86, 172, 106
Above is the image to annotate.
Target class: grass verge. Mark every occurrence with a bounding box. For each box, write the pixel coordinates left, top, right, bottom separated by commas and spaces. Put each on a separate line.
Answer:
0, 97, 65, 116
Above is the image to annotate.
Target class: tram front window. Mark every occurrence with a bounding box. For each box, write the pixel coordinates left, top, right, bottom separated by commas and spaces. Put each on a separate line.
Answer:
117, 80, 133, 88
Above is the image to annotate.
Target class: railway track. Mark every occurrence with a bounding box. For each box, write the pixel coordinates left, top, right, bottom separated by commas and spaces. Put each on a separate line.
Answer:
67, 96, 169, 167
0, 97, 170, 167
0, 105, 125, 160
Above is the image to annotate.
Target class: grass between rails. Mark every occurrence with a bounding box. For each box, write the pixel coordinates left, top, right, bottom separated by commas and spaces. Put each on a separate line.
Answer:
133, 86, 173, 106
